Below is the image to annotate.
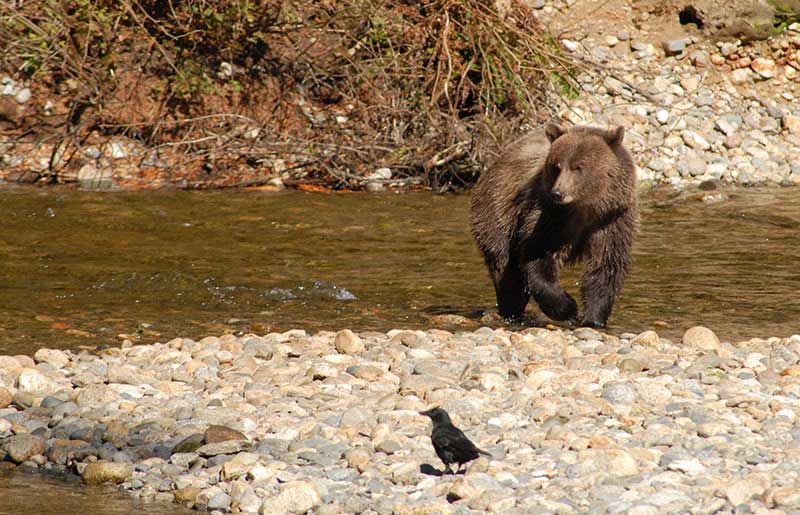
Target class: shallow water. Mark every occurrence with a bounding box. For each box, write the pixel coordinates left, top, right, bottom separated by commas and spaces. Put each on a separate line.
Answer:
1, 185, 799, 358
0, 468, 193, 515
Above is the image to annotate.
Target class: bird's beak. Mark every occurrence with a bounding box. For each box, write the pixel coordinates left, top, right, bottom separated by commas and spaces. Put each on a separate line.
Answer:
419, 409, 433, 417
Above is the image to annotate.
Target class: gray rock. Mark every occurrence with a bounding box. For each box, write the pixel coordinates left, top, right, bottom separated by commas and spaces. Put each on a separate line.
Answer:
601, 381, 638, 404
207, 492, 232, 510
662, 39, 690, 56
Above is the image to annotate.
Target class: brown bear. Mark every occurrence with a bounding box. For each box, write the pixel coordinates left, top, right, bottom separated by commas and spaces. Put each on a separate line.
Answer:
470, 123, 639, 328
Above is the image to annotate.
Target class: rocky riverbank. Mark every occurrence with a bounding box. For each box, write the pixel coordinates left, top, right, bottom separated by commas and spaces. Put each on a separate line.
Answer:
3, 2, 800, 191
2, 325, 800, 513
537, 3, 800, 189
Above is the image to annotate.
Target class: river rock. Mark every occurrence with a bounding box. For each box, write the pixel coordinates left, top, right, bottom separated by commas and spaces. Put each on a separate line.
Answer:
172, 433, 205, 454
16, 367, 58, 395
259, 481, 321, 514
174, 487, 202, 505
751, 58, 775, 79
14, 88, 31, 104
81, 462, 132, 484
334, 330, 365, 354
682, 326, 721, 351
33, 348, 70, 369
783, 113, 800, 134
345, 448, 372, 472
197, 440, 248, 457
0, 387, 12, 409
4, 434, 46, 463
204, 425, 246, 444
207, 492, 232, 510
662, 39, 689, 56
724, 473, 771, 505
771, 487, 800, 508
632, 330, 660, 347
578, 448, 640, 476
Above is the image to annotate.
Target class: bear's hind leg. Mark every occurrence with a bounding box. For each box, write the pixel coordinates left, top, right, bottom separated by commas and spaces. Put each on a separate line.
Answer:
492, 264, 530, 320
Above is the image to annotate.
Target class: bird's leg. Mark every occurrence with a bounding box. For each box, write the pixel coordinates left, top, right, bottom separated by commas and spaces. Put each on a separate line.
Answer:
444, 464, 453, 475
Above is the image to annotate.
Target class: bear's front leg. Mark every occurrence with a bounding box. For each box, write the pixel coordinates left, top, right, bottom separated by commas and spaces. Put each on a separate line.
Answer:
526, 258, 577, 323
579, 212, 635, 328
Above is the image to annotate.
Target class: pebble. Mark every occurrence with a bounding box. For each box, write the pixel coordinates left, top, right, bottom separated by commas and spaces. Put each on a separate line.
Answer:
681, 130, 711, 151
751, 58, 776, 79
14, 88, 31, 104
2, 325, 800, 513
783, 113, 800, 134
662, 38, 689, 56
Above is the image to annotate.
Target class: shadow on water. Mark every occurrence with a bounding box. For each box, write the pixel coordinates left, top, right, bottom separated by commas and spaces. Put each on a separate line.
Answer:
1, 186, 799, 357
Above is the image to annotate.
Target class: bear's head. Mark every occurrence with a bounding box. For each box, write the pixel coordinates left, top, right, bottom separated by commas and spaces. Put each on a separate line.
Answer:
541, 123, 630, 211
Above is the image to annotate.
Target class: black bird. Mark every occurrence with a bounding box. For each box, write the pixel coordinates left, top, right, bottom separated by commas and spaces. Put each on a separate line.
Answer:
420, 407, 492, 474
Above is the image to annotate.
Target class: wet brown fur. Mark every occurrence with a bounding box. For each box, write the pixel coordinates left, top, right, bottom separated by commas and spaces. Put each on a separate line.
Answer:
470, 123, 639, 327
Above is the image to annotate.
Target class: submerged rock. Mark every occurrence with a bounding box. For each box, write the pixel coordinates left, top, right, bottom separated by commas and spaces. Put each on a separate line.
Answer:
81, 462, 132, 484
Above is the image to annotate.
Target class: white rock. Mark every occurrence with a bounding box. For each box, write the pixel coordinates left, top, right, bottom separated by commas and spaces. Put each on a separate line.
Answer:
724, 473, 770, 505
14, 88, 31, 104
750, 57, 776, 79
527, 369, 556, 390
681, 130, 711, 150
33, 348, 70, 369
561, 39, 580, 52
478, 372, 506, 392
259, 481, 321, 515
334, 329, 365, 354
667, 458, 706, 475
731, 68, 752, 84
682, 326, 721, 351
16, 368, 58, 395
368, 167, 392, 181
109, 142, 127, 159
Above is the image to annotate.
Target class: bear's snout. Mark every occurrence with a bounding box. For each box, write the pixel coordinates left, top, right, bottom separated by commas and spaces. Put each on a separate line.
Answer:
550, 189, 573, 205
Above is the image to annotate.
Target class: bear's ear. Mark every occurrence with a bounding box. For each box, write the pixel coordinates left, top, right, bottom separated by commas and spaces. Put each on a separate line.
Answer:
545, 123, 566, 143
604, 126, 625, 146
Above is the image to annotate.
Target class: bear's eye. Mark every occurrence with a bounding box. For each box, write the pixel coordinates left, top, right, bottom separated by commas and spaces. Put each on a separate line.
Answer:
552, 163, 560, 172
575, 164, 583, 173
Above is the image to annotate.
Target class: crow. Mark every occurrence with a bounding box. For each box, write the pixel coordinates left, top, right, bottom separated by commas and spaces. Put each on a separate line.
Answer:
420, 407, 492, 474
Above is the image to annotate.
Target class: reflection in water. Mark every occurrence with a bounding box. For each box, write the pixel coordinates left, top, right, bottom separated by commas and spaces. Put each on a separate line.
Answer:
0, 468, 193, 515
0, 186, 799, 357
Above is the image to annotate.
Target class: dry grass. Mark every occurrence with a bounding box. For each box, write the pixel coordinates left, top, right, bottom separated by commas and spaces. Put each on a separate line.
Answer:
0, 0, 580, 190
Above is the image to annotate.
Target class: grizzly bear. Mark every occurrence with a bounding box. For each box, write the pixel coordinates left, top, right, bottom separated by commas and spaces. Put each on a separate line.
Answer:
470, 123, 639, 328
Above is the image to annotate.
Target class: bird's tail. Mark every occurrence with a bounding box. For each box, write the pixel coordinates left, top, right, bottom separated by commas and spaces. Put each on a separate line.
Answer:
477, 447, 492, 458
